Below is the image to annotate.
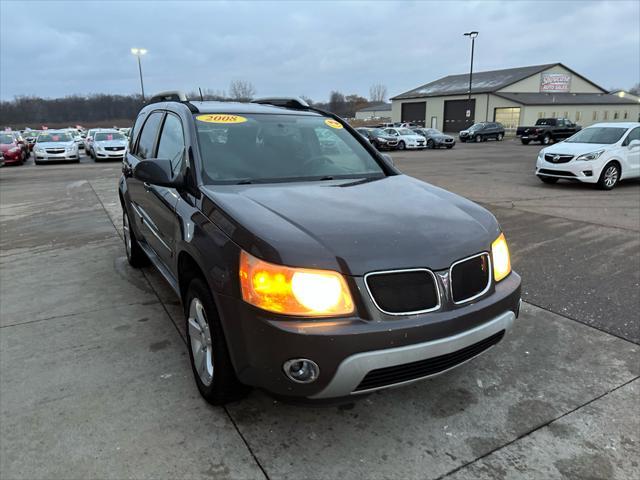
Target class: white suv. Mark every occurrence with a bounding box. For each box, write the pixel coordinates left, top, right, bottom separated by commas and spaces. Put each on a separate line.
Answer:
535, 122, 640, 190
384, 128, 426, 150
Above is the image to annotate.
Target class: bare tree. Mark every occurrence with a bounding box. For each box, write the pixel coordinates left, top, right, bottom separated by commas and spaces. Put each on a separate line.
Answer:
369, 84, 387, 103
229, 80, 256, 102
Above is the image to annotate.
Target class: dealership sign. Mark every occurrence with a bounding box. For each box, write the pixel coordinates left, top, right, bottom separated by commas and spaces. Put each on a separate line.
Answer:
540, 73, 571, 92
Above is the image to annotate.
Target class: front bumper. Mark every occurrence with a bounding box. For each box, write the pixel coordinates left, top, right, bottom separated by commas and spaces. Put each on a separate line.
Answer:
406, 141, 426, 149
95, 149, 125, 160
535, 159, 597, 183
215, 271, 521, 399
34, 151, 78, 161
2, 152, 22, 164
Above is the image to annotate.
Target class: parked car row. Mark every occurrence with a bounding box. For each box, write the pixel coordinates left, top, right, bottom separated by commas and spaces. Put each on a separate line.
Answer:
1, 127, 130, 166
355, 126, 456, 151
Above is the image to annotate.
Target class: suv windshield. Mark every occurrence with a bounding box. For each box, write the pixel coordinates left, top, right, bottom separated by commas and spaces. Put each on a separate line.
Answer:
399, 129, 414, 135
0, 133, 14, 144
95, 132, 125, 141
195, 114, 385, 183
566, 127, 627, 144
37, 132, 72, 143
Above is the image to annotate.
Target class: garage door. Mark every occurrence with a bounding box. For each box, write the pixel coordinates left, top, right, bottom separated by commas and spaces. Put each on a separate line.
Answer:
401, 102, 426, 125
444, 99, 475, 132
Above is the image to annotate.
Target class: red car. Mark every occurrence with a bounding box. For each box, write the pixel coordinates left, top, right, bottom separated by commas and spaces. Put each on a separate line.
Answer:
1, 132, 26, 165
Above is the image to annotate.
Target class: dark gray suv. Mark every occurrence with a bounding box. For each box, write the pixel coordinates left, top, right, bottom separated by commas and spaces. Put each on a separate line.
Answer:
119, 92, 521, 405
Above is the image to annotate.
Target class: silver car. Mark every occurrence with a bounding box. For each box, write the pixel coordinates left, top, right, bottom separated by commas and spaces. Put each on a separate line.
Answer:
92, 130, 128, 161
33, 131, 80, 165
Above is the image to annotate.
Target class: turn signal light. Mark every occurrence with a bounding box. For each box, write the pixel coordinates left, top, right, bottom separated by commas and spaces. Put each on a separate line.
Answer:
491, 233, 512, 282
239, 251, 354, 316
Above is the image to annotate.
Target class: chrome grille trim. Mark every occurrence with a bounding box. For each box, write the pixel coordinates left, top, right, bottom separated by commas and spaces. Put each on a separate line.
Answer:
364, 268, 441, 316
448, 252, 492, 305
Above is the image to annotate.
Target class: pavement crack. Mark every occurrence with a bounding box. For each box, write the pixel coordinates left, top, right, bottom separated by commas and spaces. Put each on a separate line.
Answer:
437, 376, 640, 479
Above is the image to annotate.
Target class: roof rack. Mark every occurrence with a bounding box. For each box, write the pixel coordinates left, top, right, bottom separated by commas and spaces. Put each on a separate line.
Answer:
148, 91, 199, 113
251, 97, 310, 110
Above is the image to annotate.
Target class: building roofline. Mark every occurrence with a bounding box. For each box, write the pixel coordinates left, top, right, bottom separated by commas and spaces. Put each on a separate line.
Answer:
390, 63, 609, 101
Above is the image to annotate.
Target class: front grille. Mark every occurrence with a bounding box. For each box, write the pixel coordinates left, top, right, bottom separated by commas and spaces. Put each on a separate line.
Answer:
545, 153, 573, 164
365, 269, 439, 315
46, 149, 65, 154
450, 253, 491, 304
538, 169, 575, 177
354, 330, 505, 392
105, 146, 125, 151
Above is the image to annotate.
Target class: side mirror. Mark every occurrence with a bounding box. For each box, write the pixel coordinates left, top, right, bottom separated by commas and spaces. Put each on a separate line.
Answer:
629, 139, 640, 149
133, 159, 183, 189
381, 153, 394, 166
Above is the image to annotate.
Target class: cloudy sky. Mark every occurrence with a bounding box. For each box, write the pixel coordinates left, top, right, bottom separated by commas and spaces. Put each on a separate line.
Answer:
1, 0, 638, 102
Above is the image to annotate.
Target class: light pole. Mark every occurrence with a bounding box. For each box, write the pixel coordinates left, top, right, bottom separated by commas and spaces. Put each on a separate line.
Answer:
130, 48, 148, 101
463, 31, 478, 127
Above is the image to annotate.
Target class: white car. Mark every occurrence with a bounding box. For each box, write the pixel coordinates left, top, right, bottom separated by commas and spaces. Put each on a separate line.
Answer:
84, 128, 98, 154
536, 122, 640, 190
384, 128, 426, 150
92, 130, 128, 161
33, 130, 80, 165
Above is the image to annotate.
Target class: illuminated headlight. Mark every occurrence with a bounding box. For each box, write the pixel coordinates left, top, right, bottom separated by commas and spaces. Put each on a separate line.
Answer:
239, 251, 353, 316
491, 233, 512, 282
576, 149, 604, 161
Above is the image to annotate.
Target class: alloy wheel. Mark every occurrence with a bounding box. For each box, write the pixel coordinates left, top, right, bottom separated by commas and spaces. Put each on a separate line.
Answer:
603, 165, 619, 188
123, 212, 132, 259
188, 298, 214, 386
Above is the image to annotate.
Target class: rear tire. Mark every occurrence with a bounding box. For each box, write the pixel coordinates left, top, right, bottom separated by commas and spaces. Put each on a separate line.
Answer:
538, 176, 558, 184
123, 209, 148, 267
427, 139, 435, 149
597, 162, 620, 190
185, 278, 250, 405
542, 134, 552, 145
497, 133, 504, 141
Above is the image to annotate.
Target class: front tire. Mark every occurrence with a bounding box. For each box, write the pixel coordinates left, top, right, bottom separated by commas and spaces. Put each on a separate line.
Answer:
521, 139, 530, 145
542, 134, 552, 145
397, 141, 405, 150
475, 134, 482, 143
185, 278, 249, 405
427, 139, 435, 149
497, 133, 504, 141
123, 209, 148, 267
597, 162, 620, 190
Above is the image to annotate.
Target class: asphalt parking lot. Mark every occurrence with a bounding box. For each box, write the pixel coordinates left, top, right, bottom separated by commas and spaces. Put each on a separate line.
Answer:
1, 141, 638, 480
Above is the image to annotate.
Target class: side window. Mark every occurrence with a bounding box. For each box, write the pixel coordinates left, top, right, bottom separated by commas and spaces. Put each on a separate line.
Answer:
622, 127, 639, 146
156, 114, 185, 175
129, 114, 146, 151
136, 111, 164, 159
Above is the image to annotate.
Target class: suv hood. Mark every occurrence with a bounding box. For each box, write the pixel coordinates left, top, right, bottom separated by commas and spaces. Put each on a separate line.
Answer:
201, 175, 500, 275
542, 142, 610, 155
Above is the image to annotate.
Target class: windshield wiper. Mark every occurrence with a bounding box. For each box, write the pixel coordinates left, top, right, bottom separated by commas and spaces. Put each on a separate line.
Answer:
319, 176, 334, 181
236, 179, 253, 185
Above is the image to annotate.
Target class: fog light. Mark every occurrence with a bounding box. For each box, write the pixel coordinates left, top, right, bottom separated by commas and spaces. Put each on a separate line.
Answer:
583, 170, 593, 177
283, 358, 319, 383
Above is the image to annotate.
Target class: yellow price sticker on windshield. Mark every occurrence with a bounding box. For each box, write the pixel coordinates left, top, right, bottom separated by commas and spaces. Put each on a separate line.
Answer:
196, 114, 247, 124
325, 119, 343, 129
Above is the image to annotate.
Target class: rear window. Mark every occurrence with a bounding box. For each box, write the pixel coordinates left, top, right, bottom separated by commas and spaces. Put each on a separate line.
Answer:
535, 119, 556, 126
0, 134, 14, 144
195, 113, 384, 183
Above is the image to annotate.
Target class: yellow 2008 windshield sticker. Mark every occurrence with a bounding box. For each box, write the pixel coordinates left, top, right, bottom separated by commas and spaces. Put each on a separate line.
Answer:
196, 114, 247, 124
325, 119, 343, 129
